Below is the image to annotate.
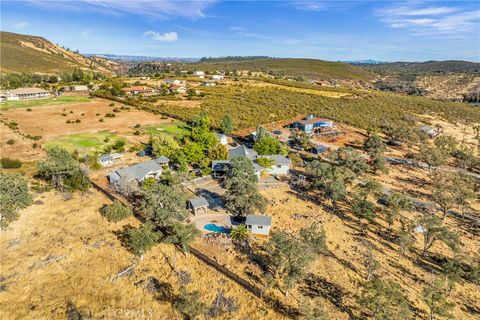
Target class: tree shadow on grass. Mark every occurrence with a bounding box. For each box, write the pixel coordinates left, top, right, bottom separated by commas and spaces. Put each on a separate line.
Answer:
300, 273, 358, 319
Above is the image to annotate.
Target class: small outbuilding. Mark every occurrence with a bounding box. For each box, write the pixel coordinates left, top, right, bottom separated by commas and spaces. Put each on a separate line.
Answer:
311, 145, 328, 154
99, 153, 123, 167
245, 215, 272, 236
215, 132, 228, 145
188, 196, 209, 215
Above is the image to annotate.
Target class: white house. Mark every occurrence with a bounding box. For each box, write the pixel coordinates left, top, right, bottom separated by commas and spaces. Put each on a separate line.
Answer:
193, 71, 205, 78
170, 84, 188, 94
72, 85, 89, 93
201, 82, 216, 87
256, 155, 291, 175
98, 153, 123, 167
1, 87, 50, 100
107, 156, 169, 185
210, 75, 224, 80
245, 215, 272, 236
215, 132, 228, 145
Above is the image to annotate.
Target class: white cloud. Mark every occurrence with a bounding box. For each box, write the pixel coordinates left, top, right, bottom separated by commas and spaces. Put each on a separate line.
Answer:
378, 3, 480, 36
22, 0, 216, 19
229, 26, 245, 31
292, 1, 329, 12
13, 21, 30, 29
143, 31, 178, 42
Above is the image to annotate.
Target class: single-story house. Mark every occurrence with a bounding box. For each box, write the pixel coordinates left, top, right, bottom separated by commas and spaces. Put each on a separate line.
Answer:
245, 215, 272, 236
72, 85, 89, 93
201, 81, 216, 86
164, 79, 184, 85
228, 145, 258, 160
107, 157, 168, 185
170, 84, 188, 94
1, 87, 50, 100
99, 153, 123, 167
211, 159, 262, 179
291, 114, 333, 134
418, 125, 441, 138
193, 71, 205, 78
311, 144, 328, 154
210, 75, 224, 80
188, 196, 209, 215
257, 155, 291, 175
122, 86, 155, 95
215, 132, 228, 145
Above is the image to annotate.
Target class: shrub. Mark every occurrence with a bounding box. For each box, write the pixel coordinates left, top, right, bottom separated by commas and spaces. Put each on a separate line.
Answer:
96, 113, 100, 116
99, 118, 104, 122
62, 113, 67, 116
100, 200, 132, 222
0, 173, 32, 228
134, 130, 141, 135
125, 223, 161, 255
7, 121, 18, 129
32, 143, 39, 149
109, 103, 115, 106
112, 140, 126, 151
66, 120, 71, 124
105, 113, 116, 118
75, 119, 81, 123
134, 123, 141, 128
113, 108, 121, 112
26, 108, 32, 112
69, 110, 73, 113
6, 139, 15, 145
0, 158, 22, 169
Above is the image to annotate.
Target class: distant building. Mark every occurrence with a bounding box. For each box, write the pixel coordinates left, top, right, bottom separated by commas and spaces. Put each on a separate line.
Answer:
215, 132, 228, 145
291, 114, 333, 134
72, 85, 89, 93
193, 71, 205, 78
99, 153, 123, 167
122, 86, 155, 95
170, 84, 187, 94
245, 215, 272, 236
210, 75, 224, 80
164, 79, 183, 85
188, 196, 209, 215
201, 81, 216, 86
0, 87, 50, 101
107, 157, 169, 185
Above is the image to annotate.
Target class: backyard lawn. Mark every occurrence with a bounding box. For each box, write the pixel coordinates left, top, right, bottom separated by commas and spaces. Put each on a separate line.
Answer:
0, 95, 91, 110
43, 131, 125, 153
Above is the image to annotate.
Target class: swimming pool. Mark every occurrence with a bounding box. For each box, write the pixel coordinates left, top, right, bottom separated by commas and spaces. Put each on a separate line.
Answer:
204, 223, 230, 234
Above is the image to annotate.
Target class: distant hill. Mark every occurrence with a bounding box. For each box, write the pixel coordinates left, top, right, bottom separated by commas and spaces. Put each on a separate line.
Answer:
188, 57, 376, 80
362, 60, 480, 75
0, 31, 117, 75
86, 53, 200, 63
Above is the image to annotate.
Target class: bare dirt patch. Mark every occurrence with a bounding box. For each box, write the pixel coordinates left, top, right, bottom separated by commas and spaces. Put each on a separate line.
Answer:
1, 98, 171, 142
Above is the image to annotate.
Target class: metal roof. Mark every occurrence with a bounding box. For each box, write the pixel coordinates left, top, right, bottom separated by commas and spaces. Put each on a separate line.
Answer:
108, 157, 164, 182
246, 215, 272, 226
258, 155, 291, 166
294, 117, 332, 125
10, 87, 49, 95
188, 196, 209, 208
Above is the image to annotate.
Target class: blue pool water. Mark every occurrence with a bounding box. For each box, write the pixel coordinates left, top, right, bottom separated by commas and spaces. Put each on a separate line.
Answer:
204, 224, 230, 234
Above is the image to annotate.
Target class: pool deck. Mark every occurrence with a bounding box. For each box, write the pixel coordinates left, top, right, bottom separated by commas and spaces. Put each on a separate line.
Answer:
189, 213, 232, 233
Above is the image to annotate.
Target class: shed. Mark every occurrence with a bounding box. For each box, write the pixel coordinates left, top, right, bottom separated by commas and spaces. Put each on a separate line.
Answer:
98, 153, 123, 167
245, 215, 272, 236
188, 196, 209, 215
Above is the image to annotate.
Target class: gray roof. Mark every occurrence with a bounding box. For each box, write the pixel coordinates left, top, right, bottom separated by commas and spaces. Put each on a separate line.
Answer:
419, 125, 434, 132
189, 196, 209, 208
259, 155, 291, 166
100, 153, 123, 162
10, 87, 49, 95
215, 132, 227, 140
246, 215, 272, 226
228, 145, 257, 160
108, 157, 165, 182
156, 156, 170, 164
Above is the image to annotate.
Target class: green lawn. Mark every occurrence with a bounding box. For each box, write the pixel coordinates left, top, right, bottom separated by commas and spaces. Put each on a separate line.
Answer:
43, 131, 122, 153
0, 95, 91, 110
143, 121, 190, 136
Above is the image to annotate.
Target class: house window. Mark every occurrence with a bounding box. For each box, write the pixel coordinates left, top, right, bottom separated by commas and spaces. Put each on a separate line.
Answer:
277, 165, 281, 168
247, 225, 252, 229
258, 225, 263, 229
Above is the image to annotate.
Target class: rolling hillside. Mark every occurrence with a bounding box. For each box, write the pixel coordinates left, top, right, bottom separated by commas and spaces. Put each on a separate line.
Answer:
190, 57, 376, 80
0, 31, 117, 75
362, 60, 480, 75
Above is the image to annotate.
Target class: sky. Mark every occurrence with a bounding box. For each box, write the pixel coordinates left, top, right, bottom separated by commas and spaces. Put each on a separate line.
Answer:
1, 0, 479, 61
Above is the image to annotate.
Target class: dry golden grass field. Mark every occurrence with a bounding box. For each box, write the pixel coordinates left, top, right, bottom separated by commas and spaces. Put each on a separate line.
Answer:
0, 189, 284, 320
